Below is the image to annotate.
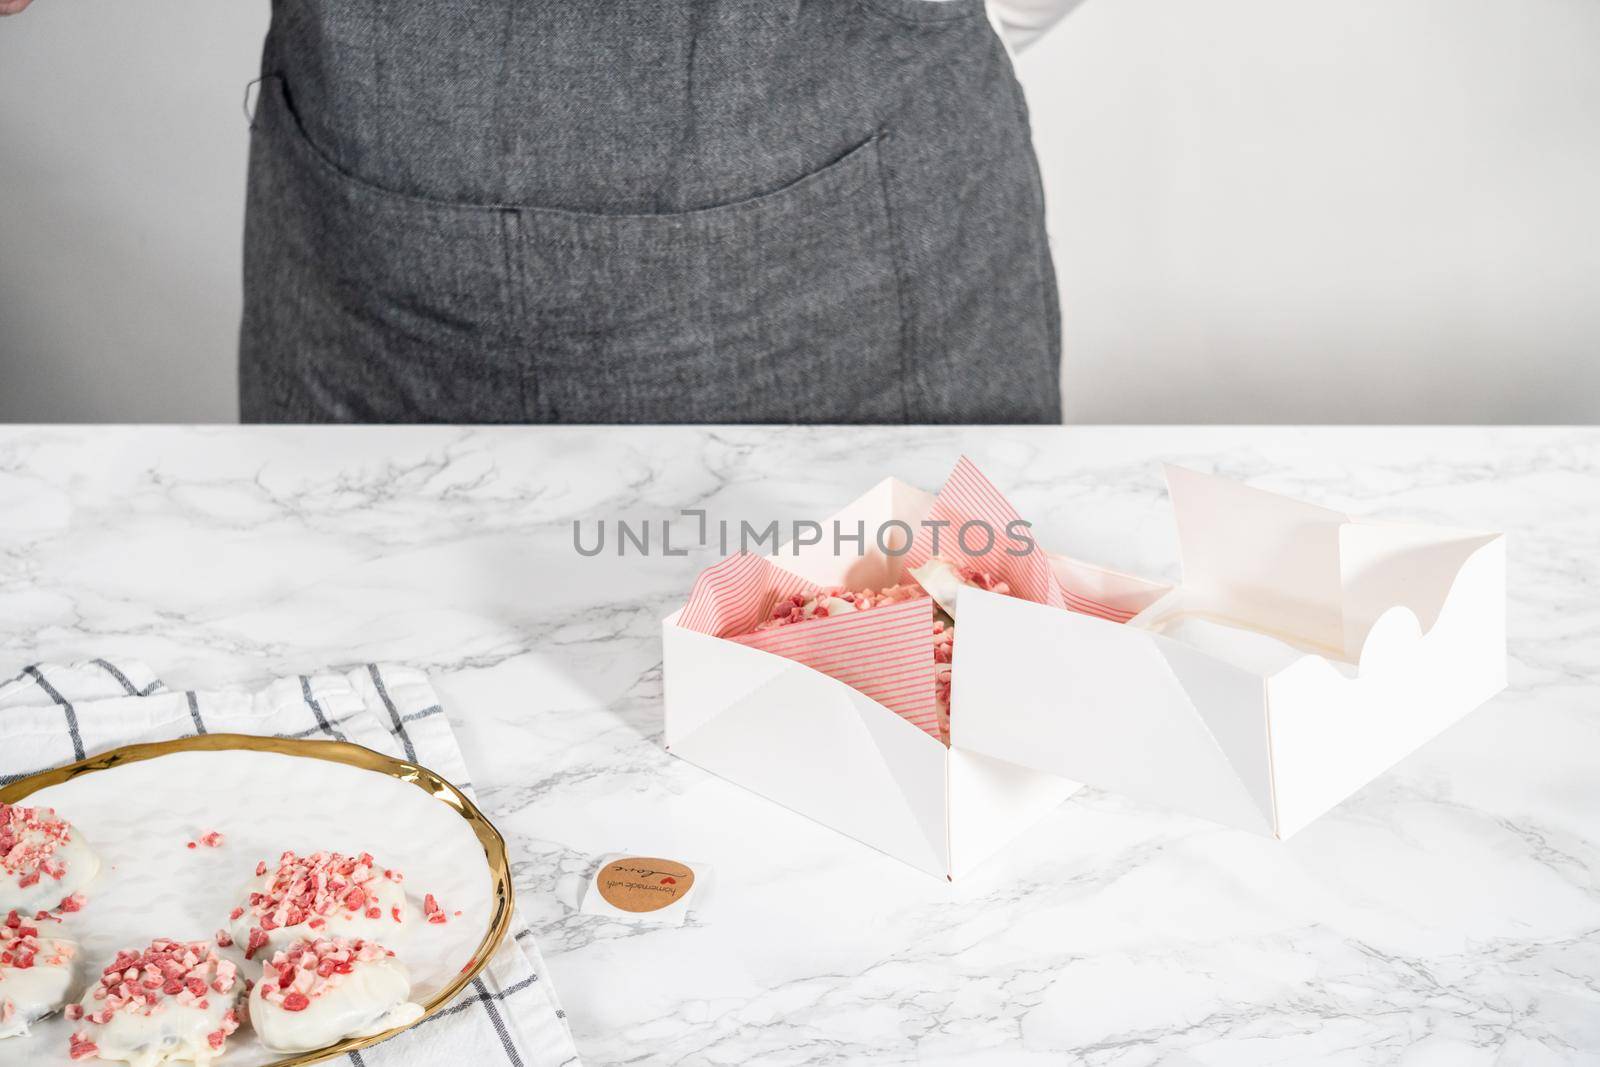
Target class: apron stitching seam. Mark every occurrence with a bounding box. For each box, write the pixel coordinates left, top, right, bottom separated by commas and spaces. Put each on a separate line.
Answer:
873, 132, 914, 424
857, 0, 985, 26
501, 210, 537, 420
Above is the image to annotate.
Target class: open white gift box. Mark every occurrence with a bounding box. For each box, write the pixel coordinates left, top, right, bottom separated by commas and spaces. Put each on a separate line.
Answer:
956, 465, 1506, 841
662, 463, 1505, 877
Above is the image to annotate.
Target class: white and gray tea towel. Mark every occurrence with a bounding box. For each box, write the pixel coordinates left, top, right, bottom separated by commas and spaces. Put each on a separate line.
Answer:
0, 658, 582, 1067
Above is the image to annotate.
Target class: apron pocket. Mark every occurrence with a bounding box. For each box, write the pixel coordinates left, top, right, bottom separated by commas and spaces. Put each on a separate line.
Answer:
243, 76, 525, 422
510, 136, 908, 423
246, 74, 907, 423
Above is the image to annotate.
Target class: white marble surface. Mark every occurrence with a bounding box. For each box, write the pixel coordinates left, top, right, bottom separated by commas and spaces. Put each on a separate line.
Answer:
0, 426, 1596, 1066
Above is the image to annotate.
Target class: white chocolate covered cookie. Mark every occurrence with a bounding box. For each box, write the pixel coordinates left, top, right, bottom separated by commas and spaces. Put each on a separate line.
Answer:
908, 556, 1011, 617
251, 937, 421, 1053
0, 910, 77, 1039
229, 850, 412, 961
0, 802, 100, 915
67, 938, 242, 1066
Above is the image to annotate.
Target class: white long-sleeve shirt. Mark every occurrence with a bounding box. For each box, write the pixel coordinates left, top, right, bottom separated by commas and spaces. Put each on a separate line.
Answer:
988, 0, 1088, 50
927, 0, 1087, 51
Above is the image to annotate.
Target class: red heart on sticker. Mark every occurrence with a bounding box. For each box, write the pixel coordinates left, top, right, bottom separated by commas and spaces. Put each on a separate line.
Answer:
660, 877, 676, 885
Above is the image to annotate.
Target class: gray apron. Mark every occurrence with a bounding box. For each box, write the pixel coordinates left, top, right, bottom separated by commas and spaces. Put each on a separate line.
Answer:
239, 0, 1061, 423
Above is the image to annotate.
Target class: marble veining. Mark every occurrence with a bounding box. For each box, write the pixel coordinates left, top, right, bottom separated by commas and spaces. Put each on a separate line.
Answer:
0, 426, 1596, 1065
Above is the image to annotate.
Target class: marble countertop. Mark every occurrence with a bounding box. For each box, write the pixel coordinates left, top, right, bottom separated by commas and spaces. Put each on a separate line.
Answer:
1, 426, 1595, 1066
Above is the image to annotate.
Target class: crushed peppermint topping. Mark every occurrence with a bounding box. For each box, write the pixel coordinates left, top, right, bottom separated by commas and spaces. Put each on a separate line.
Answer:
934, 620, 954, 740
74, 939, 238, 1033
206, 1012, 239, 1050
756, 582, 927, 629
423, 894, 448, 925
257, 937, 395, 1010
189, 831, 225, 850
2, 909, 76, 973
747, 559, 1005, 746
0, 803, 74, 888
242, 851, 403, 958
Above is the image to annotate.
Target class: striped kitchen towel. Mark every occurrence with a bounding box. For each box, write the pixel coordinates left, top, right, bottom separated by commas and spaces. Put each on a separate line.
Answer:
0, 659, 582, 1067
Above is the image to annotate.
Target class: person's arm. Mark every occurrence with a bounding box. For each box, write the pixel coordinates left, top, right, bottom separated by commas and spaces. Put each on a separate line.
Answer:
0, 0, 35, 14
990, 0, 1089, 51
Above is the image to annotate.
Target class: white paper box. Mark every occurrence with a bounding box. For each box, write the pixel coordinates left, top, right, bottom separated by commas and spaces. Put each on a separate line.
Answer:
953, 465, 1507, 839
661, 476, 1166, 879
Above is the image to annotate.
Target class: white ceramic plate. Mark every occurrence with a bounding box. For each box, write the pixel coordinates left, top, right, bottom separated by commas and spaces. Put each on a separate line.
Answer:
1, 737, 512, 1066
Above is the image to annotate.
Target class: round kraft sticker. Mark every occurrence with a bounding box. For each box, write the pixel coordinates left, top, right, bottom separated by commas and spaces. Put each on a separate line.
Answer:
596, 857, 696, 913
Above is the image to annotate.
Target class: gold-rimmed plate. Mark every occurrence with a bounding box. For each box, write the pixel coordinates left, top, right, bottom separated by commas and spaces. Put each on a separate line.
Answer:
0, 734, 514, 1066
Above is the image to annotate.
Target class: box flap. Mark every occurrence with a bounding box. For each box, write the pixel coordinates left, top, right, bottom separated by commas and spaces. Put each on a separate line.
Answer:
1164, 464, 1349, 653
947, 748, 1080, 880
663, 619, 950, 877
663, 609, 806, 748
1337, 521, 1501, 659
1266, 534, 1507, 836
952, 590, 1276, 835
1163, 466, 1502, 664
781, 476, 935, 589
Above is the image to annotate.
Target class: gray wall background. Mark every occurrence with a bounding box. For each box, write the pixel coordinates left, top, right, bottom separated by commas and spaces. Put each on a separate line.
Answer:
2, 0, 1597, 423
